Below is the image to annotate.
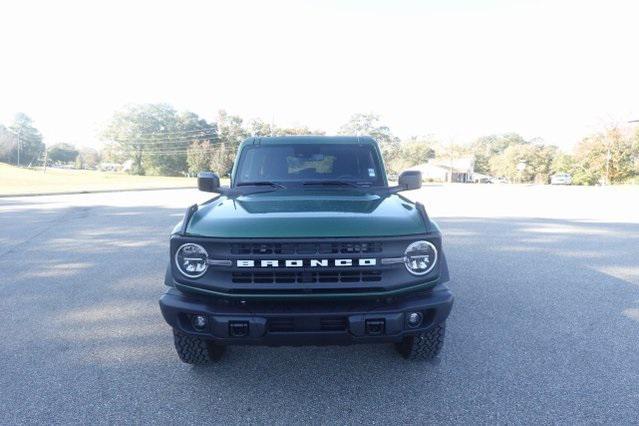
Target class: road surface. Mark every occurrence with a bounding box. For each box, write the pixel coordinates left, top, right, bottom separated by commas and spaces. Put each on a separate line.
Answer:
1, 185, 638, 424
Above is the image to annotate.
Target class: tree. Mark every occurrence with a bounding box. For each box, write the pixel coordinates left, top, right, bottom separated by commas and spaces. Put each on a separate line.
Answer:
489, 142, 556, 183
150, 111, 217, 176
633, 128, 639, 179
75, 147, 100, 169
100, 142, 126, 164
48, 143, 79, 164
572, 127, 635, 185
218, 110, 248, 146
338, 113, 400, 170
187, 141, 214, 175
248, 119, 274, 137
7, 113, 45, 166
531, 144, 557, 183
601, 127, 635, 184
275, 125, 325, 136
388, 136, 437, 173
209, 142, 235, 176
551, 152, 575, 174
470, 133, 527, 174
102, 104, 216, 175
0, 124, 14, 162
248, 118, 325, 137
214, 110, 248, 176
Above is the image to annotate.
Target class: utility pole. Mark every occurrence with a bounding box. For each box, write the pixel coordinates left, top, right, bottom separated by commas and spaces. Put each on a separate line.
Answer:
43, 148, 48, 174
270, 114, 275, 137
447, 137, 456, 183
449, 144, 453, 183
17, 127, 21, 167
605, 142, 611, 186
602, 124, 614, 186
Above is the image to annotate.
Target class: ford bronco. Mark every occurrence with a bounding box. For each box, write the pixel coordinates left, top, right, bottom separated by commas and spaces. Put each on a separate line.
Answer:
159, 136, 453, 363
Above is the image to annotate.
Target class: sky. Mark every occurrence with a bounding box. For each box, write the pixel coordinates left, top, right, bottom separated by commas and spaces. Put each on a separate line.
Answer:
1, 0, 638, 150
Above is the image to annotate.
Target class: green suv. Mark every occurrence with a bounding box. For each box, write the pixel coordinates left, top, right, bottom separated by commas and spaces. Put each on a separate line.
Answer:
159, 136, 453, 363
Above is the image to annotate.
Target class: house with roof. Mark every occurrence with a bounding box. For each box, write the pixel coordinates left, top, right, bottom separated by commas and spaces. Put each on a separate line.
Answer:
407, 157, 475, 183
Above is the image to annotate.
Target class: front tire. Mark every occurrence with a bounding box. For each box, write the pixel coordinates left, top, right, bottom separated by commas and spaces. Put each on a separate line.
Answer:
172, 329, 225, 364
395, 322, 446, 361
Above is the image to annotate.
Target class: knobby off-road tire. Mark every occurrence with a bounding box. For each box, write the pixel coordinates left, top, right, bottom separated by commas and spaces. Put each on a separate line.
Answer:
395, 322, 446, 361
172, 329, 225, 364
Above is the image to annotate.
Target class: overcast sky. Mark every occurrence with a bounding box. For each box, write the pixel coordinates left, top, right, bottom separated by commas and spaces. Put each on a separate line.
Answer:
1, 0, 637, 149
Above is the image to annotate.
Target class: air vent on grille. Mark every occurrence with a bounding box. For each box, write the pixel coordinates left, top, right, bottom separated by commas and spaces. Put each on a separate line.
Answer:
232, 271, 382, 284
320, 317, 348, 331
230, 242, 382, 255
268, 317, 347, 332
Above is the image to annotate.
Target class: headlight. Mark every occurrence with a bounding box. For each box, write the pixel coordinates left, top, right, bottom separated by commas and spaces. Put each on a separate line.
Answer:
404, 240, 437, 276
175, 243, 208, 278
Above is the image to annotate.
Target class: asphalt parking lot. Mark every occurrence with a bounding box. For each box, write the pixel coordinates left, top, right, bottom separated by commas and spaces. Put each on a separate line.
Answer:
1, 184, 638, 424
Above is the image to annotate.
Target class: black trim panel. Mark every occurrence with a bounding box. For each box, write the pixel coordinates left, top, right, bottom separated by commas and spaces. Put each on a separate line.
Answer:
173, 277, 440, 300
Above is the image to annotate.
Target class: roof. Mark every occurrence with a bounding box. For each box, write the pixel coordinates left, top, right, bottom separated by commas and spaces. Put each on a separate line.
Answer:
407, 157, 475, 175
471, 172, 491, 179
240, 135, 377, 147
407, 163, 450, 173
428, 157, 475, 172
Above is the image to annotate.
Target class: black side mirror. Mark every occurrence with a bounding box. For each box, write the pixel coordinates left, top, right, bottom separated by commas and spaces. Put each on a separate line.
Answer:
198, 171, 221, 192
398, 170, 422, 191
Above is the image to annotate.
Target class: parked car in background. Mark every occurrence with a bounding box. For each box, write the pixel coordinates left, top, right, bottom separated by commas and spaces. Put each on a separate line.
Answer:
550, 173, 572, 185
490, 177, 509, 184
471, 173, 492, 184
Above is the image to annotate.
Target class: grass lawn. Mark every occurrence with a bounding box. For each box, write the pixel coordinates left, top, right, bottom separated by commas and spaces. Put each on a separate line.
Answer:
0, 163, 197, 196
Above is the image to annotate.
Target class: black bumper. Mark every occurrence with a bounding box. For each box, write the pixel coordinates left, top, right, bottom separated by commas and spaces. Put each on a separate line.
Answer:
159, 285, 453, 346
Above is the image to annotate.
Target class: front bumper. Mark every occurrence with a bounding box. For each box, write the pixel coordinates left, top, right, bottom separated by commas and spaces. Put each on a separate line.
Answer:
159, 284, 453, 346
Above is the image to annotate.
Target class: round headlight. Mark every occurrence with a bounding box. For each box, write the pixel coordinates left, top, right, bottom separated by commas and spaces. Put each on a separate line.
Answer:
175, 243, 208, 278
404, 240, 437, 276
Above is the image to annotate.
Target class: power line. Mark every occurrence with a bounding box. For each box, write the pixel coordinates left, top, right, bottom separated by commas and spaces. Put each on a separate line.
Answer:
110, 133, 217, 143
107, 128, 216, 141
121, 127, 217, 136
109, 142, 221, 151
135, 149, 195, 154
139, 151, 193, 156
111, 138, 216, 146
112, 145, 224, 154
116, 144, 231, 156
133, 148, 219, 154
129, 149, 220, 155
111, 135, 215, 143
7, 130, 42, 144
109, 138, 228, 147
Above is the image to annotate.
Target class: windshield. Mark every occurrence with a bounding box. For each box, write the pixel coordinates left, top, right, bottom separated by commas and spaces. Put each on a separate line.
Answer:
234, 144, 385, 186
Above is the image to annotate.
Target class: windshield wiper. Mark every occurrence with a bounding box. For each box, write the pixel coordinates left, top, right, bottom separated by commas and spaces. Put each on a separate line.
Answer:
237, 181, 286, 189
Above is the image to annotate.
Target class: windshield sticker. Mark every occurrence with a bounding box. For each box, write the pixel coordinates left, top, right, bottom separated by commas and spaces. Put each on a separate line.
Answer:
368, 168, 376, 177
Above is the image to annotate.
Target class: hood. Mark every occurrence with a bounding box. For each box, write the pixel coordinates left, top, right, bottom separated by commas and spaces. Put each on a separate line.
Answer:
185, 189, 428, 238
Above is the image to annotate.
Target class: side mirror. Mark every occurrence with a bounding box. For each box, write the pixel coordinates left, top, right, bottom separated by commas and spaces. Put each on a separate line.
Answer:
398, 170, 422, 191
198, 171, 221, 192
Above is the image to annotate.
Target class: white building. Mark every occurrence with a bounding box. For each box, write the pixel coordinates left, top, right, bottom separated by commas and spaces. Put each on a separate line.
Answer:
408, 157, 475, 183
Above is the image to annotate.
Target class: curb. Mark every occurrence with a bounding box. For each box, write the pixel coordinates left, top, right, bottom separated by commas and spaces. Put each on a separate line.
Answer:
0, 186, 195, 199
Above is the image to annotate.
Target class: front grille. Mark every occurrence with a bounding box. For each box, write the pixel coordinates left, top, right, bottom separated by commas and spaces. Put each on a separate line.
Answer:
230, 242, 383, 255
232, 271, 382, 284
268, 316, 347, 332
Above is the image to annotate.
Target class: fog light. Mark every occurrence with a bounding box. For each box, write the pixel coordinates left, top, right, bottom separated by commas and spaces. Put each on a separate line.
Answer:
407, 312, 423, 328
365, 319, 385, 335
229, 321, 249, 337
191, 314, 208, 331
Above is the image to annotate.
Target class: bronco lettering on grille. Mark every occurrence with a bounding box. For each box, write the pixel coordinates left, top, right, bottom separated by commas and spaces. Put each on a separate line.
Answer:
236, 259, 377, 268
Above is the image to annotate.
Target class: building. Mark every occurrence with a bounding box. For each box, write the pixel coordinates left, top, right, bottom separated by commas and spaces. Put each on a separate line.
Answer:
407, 157, 475, 183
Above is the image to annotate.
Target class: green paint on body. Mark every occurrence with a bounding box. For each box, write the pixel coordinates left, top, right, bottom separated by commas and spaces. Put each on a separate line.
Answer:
186, 189, 428, 238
